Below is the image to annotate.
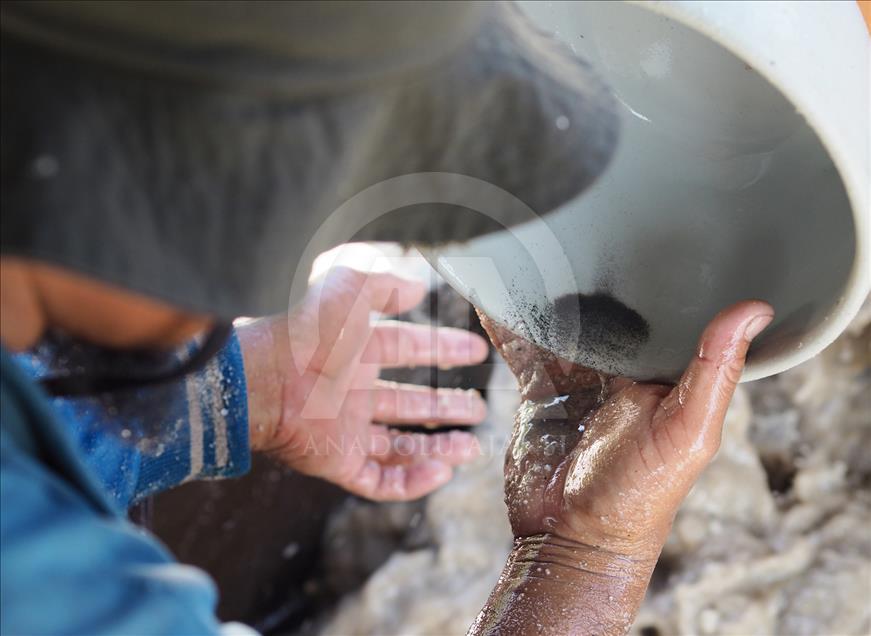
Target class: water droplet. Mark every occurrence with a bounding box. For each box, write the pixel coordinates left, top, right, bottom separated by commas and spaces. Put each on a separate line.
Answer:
555, 115, 570, 130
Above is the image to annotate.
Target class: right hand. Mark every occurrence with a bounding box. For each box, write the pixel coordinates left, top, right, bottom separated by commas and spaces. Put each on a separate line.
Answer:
482, 300, 773, 557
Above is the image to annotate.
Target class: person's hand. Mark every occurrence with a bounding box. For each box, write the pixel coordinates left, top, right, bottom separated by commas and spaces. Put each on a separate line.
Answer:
471, 300, 774, 636
236, 266, 489, 501
481, 300, 774, 558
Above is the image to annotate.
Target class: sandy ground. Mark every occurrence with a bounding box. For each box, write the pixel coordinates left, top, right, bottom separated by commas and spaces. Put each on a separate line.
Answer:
312, 296, 870, 636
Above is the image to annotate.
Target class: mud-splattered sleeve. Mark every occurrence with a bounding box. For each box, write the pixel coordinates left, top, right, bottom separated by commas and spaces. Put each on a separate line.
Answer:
131, 330, 251, 501
17, 331, 251, 509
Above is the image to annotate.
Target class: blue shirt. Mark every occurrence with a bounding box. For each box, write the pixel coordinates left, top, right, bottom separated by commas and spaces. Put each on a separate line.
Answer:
0, 334, 258, 635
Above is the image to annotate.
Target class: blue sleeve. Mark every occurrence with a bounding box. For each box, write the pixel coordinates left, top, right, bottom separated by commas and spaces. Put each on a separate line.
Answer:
17, 331, 251, 509
131, 331, 251, 501
0, 423, 257, 636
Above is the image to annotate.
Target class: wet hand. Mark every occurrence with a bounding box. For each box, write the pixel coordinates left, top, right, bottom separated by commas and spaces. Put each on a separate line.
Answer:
237, 267, 489, 501
482, 300, 773, 557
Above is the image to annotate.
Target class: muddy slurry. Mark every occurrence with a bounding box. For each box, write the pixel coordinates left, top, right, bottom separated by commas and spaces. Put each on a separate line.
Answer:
475, 296, 649, 489
476, 307, 616, 538
476, 305, 611, 449
506, 291, 650, 376
552, 292, 649, 357
477, 307, 609, 402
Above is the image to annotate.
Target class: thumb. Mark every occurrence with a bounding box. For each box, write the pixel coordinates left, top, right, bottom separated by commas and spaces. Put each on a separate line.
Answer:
662, 300, 774, 456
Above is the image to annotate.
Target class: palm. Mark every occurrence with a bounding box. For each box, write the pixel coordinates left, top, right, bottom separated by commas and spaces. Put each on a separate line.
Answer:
480, 299, 772, 554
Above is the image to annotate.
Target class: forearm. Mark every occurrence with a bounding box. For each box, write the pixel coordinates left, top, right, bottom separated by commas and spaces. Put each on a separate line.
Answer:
18, 329, 252, 508
470, 534, 658, 636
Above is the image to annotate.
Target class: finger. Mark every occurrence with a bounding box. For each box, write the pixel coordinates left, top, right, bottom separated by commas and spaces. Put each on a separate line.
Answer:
363, 321, 490, 369
367, 428, 482, 467
304, 268, 427, 376
345, 458, 453, 502
371, 381, 487, 424
347, 430, 481, 501
357, 270, 428, 315
660, 300, 773, 453
476, 310, 532, 380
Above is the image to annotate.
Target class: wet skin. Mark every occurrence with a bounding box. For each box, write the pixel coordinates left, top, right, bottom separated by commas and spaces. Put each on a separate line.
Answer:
470, 300, 773, 636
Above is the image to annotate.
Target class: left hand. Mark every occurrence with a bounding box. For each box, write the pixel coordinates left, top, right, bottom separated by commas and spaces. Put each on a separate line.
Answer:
236, 266, 489, 500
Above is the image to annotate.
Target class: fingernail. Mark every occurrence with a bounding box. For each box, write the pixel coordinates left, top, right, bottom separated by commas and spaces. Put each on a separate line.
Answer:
744, 314, 774, 341
453, 389, 485, 418
471, 335, 489, 359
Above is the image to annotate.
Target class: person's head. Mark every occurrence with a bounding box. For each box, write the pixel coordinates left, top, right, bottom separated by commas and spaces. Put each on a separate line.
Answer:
1, 1, 618, 382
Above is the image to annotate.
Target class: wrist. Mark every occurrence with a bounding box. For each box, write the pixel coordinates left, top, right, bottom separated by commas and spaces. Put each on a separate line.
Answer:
471, 534, 660, 636
511, 533, 659, 581
542, 500, 676, 561
236, 317, 284, 453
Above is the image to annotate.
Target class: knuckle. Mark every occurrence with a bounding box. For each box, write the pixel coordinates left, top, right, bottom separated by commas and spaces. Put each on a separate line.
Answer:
329, 266, 367, 294
720, 359, 745, 389
403, 329, 423, 365
394, 390, 412, 417
652, 394, 678, 426
374, 325, 398, 364
623, 382, 669, 405
694, 432, 722, 464
374, 388, 392, 417
369, 327, 389, 361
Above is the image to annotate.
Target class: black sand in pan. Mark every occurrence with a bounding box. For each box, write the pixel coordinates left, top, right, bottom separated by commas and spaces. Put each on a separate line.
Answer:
513, 291, 650, 373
